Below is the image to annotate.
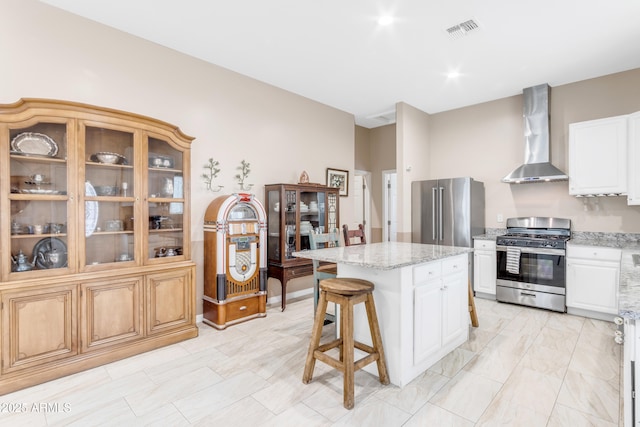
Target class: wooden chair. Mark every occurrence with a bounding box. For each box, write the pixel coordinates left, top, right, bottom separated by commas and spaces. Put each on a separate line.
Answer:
342, 224, 367, 246
302, 277, 389, 409
308, 229, 340, 322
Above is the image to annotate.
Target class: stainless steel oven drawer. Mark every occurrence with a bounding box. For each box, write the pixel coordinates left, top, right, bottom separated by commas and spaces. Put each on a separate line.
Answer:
496, 285, 566, 313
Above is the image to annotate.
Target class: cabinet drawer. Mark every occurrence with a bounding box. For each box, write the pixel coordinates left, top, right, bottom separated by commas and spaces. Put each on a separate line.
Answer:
225, 296, 261, 322
474, 240, 496, 251
567, 245, 621, 262
414, 262, 441, 284
284, 265, 314, 279
442, 256, 467, 275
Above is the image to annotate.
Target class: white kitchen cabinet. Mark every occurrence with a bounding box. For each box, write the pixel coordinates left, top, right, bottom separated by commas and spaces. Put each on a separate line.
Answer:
566, 244, 621, 320
569, 115, 628, 196
473, 239, 496, 298
413, 255, 467, 366
627, 111, 640, 205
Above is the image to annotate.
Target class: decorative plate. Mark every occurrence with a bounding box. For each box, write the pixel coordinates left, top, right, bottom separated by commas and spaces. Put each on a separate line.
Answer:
33, 237, 68, 269
19, 189, 66, 195
10, 150, 56, 159
11, 132, 59, 157
85, 181, 99, 237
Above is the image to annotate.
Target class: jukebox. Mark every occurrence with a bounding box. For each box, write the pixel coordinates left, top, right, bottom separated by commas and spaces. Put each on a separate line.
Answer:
203, 193, 267, 329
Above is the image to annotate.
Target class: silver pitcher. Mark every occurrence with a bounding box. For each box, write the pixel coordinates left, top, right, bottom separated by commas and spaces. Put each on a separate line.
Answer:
11, 250, 35, 272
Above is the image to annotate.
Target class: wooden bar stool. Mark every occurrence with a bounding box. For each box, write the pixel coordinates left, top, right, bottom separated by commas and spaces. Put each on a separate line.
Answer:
302, 277, 389, 409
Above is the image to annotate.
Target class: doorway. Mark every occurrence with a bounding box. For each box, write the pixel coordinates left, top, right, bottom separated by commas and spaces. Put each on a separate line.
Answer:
382, 170, 397, 242
353, 171, 371, 241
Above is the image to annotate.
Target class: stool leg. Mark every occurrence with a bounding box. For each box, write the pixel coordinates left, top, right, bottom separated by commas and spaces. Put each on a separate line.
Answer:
364, 293, 390, 385
342, 298, 355, 409
302, 290, 329, 384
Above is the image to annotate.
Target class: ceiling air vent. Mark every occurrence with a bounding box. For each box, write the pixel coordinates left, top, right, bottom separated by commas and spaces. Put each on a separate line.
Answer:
445, 19, 480, 39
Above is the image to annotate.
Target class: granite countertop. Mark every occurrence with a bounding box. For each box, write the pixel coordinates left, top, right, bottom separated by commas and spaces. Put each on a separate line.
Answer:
473, 234, 497, 241
293, 241, 472, 271
619, 249, 640, 319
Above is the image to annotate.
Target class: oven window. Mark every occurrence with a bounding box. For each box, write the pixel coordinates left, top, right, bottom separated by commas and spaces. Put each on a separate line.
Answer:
536, 259, 554, 281
496, 250, 565, 288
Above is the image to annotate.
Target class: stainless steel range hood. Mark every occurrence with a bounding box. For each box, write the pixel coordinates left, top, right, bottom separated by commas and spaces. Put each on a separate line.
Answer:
502, 84, 568, 183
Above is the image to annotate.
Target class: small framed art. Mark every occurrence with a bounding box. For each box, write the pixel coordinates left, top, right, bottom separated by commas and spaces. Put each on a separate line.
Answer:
326, 168, 348, 196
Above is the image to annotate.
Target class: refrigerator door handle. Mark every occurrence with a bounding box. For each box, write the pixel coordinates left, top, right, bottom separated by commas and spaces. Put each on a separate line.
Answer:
431, 187, 437, 240
438, 186, 444, 241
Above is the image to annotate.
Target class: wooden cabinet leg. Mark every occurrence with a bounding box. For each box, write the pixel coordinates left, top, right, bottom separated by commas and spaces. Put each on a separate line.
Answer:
281, 278, 287, 311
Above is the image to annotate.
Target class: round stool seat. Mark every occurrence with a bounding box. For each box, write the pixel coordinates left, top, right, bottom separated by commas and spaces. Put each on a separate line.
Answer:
320, 278, 374, 296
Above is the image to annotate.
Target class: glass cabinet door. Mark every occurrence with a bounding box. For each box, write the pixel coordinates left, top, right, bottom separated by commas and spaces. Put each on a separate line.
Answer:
146, 136, 185, 261
8, 120, 71, 276
267, 189, 282, 263
284, 189, 297, 259
83, 125, 135, 267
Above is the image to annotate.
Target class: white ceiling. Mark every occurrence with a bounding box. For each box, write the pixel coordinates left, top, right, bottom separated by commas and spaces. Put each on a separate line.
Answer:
40, 0, 640, 128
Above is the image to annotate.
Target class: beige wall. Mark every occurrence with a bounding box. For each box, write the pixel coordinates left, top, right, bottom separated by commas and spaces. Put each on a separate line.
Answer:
361, 124, 396, 242
396, 102, 431, 241
1, 0, 356, 308
428, 69, 640, 232
354, 125, 370, 171
360, 69, 640, 237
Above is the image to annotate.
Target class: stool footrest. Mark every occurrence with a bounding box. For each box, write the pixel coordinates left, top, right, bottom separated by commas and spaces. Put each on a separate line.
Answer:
316, 339, 341, 353
354, 341, 374, 354
313, 347, 380, 374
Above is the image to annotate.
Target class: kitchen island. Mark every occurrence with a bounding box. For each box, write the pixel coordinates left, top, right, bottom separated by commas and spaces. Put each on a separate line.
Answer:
294, 241, 473, 387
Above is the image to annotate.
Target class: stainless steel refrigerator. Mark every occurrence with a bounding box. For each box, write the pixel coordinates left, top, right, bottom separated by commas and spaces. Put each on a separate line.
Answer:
411, 177, 485, 247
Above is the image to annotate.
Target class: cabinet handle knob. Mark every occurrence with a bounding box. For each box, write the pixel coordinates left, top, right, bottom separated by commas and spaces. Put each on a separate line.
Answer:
239, 306, 247, 311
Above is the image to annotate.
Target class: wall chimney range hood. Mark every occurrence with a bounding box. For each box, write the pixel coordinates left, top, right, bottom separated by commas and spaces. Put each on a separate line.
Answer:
502, 84, 568, 183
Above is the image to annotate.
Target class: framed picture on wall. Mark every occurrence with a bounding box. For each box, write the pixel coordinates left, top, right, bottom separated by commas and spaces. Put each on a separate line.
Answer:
326, 168, 348, 196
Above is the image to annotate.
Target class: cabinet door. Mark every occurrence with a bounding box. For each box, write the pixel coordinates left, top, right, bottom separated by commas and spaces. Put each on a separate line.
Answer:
80, 277, 143, 352
474, 250, 496, 295
81, 123, 137, 269
569, 115, 628, 195
566, 260, 619, 314
413, 280, 442, 365
6, 119, 73, 281
441, 271, 468, 346
266, 187, 283, 263
628, 112, 640, 205
146, 134, 187, 263
146, 267, 194, 335
1, 284, 78, 374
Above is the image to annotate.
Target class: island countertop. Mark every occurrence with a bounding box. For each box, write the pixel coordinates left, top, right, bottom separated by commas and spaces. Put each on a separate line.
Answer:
293, 241, 473, 270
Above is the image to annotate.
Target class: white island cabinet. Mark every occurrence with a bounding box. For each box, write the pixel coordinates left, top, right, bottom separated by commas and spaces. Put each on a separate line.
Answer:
294, 242, 472, 387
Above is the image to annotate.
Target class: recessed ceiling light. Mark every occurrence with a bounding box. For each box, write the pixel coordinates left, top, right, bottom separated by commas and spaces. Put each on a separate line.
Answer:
378, 15, 393, 26
446, 70, 461, 79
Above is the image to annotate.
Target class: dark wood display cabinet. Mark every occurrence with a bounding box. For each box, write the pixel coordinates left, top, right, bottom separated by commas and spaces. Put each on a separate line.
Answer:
0, 99, 197, 394
264, 183, 339, 310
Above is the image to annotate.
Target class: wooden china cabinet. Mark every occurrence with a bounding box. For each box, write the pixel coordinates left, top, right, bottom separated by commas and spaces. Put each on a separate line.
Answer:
264, 183, 339, 310
0, 99, 197, 394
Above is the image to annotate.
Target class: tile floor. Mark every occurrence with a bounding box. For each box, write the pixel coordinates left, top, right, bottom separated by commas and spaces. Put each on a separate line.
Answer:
0, 296, 622, 426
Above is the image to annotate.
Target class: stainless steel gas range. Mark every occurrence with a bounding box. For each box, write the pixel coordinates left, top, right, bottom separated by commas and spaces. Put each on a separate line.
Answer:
496, 217, 571, 312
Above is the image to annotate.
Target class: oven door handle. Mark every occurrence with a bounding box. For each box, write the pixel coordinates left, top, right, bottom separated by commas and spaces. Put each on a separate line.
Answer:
496, 245, 565, 256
